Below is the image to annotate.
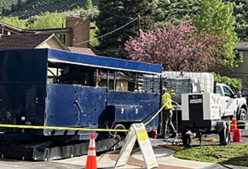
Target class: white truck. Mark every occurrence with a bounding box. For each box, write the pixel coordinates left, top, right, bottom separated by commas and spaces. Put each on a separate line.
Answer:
161, 71, 247, 121
215, 83, 247, 121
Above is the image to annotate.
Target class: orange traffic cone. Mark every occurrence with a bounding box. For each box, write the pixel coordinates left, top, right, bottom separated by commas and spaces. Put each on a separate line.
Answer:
85, 133, 97, 169
231, 111, 237, 132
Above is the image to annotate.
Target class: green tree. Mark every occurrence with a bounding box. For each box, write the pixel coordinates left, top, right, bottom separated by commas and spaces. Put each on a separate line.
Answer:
84, 0, 93, 10
155, 0, 201, 26
62, 6, 99, 22
214, 74, 242, 93
194, 0, 240, 71
0, 16, 26, 28
96, 0, 155, 59
223, 0, 248, 41
28, 11, 65, 29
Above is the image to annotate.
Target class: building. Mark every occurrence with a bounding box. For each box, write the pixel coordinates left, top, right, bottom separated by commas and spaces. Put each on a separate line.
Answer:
0, 33, 69, 50
0, 17, 95, 55
229, 42, 248, 87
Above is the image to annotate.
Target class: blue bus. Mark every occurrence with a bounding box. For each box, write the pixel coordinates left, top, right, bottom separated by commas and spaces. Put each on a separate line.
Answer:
0, 49, 162, 160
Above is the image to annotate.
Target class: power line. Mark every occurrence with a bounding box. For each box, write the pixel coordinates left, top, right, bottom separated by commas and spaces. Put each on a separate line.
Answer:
74, 17, 139, 46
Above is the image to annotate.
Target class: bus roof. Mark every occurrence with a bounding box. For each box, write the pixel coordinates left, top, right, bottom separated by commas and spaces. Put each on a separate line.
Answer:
48, 49, 162, 74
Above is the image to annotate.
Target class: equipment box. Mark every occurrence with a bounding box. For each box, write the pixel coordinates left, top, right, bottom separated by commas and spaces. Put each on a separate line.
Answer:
180, 93, 228, 145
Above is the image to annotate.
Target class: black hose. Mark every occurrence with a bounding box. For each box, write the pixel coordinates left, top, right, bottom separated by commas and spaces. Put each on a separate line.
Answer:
216, 155, 233, 169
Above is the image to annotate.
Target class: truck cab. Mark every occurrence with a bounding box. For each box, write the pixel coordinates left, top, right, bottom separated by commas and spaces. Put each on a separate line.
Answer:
215, 83, 247, 121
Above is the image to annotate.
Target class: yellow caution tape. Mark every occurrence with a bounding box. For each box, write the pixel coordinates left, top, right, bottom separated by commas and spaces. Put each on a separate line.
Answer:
0, 124, 129, 132
144, 103, 166, 126
144, 100, 181, 126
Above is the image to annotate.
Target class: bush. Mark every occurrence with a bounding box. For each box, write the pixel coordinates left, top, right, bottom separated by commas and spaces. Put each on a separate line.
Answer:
214, 74, 242, 93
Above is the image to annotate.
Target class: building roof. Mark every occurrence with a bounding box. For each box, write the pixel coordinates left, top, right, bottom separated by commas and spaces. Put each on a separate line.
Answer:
68, 47, 96, 55
236, 42, 248, 51
0, 22, 34, 34
0, 34, 51, 49
0, 22, 71, 34
0, 33, 69, 50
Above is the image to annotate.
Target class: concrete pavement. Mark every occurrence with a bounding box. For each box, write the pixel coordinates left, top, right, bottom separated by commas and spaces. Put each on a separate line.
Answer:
54, 145, 248, 169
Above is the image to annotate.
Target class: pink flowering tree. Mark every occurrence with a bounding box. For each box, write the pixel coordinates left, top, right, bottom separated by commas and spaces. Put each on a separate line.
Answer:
125, 21, 225, 71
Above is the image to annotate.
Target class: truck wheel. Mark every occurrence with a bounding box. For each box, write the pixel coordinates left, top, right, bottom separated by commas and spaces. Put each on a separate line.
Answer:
219, 125, 229, 145
182, 132, 191, 146
238, 108, 247, 121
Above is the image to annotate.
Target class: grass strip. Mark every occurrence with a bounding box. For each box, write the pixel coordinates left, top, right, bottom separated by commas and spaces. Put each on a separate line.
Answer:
175, 144, 248, 166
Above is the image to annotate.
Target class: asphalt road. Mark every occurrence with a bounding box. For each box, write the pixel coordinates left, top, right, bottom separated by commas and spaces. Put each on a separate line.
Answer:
0, 159, 83, 169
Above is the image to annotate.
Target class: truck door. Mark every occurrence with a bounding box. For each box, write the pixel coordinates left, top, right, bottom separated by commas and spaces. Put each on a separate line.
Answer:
216, 85, 226, 116
219, 85, 236, 117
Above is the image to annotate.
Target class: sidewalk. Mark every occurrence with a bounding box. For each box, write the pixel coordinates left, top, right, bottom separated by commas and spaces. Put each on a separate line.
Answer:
53, 138, 248, 169
54, 144, 248, 169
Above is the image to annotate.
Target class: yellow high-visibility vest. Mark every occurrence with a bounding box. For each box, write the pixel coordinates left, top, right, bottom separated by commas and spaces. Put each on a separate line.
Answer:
162, 92, 173, 110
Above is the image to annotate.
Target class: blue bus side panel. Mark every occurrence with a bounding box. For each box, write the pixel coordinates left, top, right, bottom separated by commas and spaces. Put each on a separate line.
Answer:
0, 49, 47, 129
107, 91, 160, 131
45, 84, 106, 136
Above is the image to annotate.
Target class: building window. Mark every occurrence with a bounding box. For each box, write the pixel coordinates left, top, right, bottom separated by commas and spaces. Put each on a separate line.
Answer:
3, 30, 8, 35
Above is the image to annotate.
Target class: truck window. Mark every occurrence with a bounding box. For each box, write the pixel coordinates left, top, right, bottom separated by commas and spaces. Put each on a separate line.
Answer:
223, 86, 233, 97
216, 86, 223, 96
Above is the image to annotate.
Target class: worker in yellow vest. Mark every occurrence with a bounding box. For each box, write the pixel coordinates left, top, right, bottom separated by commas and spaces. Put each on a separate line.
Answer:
162, 87, 177, 138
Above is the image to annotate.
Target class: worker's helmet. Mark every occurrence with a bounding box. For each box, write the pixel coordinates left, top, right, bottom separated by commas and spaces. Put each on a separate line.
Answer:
162, 87, 167, 92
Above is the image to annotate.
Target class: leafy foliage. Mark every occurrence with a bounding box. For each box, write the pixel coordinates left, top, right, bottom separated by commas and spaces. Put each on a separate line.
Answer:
154, 0, 201, 26
125, 21, 226, 72
0, 0, 27, 15
61, 6, 99, 21
194, 0, 240, 71
1, 0, 98, 19
0, 16, 26, 28
214, 74, 242, 92
223, 0, 248, 41
27, 12, 65, 29
96, 0, 155, 59
154, 0, 248, 46
84, 0, 93, 10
